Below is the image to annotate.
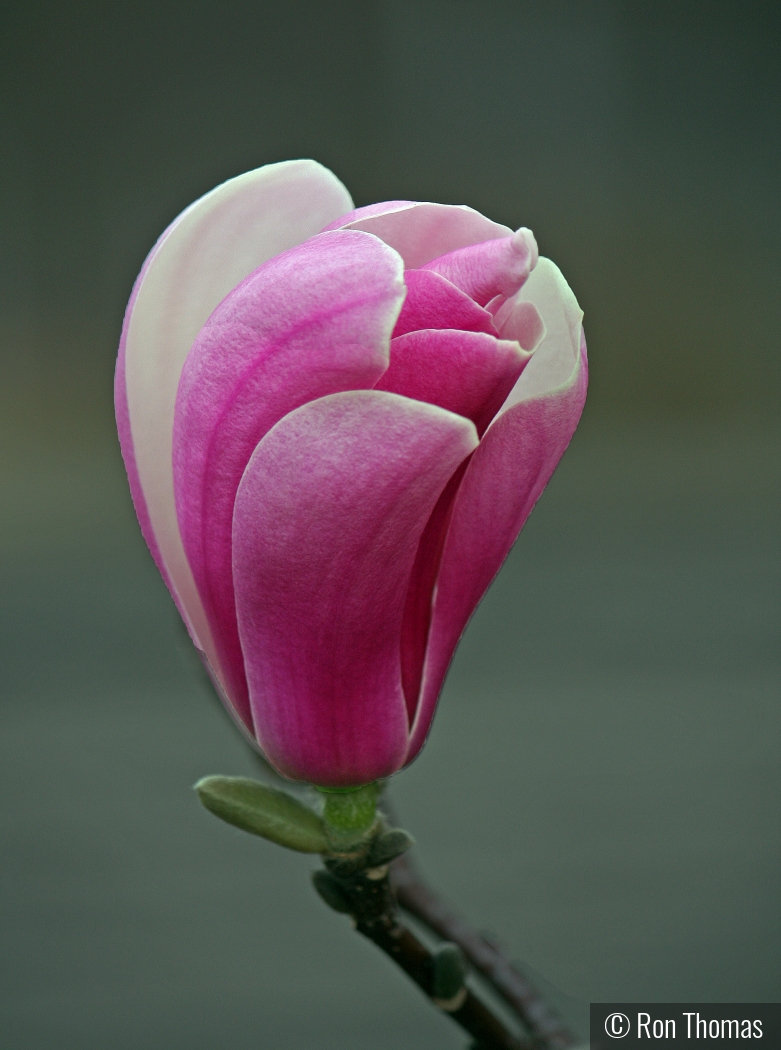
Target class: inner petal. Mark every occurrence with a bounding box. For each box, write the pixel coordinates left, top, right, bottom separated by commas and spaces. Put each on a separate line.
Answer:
393, 269, 499, 338
421, 227, 539, 306
398, 459, 468, 722
321, 201, 416, 231
376, 326, 537, 723
323, 201, 512, 268
493, 298, 546, 352
375, 328, 532, 437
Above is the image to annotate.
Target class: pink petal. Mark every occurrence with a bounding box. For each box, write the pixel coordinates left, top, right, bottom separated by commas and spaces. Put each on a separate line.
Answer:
374, 327, 535, 716
376, 329, 531, 437
232, 391, 479, 787
493, 298, 546, 352
328, 201, 512, 268
116, 159, 352, 715
392, 269, 498, 337
421, 228, 539, 306
173, 231, 405, 731
397, 461, 469, 723
406, 258, 588, 762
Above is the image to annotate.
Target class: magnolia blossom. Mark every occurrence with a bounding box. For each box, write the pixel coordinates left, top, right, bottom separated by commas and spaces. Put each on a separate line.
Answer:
116, 160, 587, 787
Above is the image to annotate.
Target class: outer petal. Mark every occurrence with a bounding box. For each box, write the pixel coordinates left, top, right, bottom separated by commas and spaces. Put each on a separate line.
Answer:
116, 159, 353, 707
406, 258, 588, 760
173, 231, 405, 729
232, 391, 479, 786
326, 201, 512, 268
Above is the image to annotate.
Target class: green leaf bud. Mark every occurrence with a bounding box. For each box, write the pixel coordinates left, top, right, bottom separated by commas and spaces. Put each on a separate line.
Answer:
368, 828, 415, 867
312, 870, 352, 914
432, 941, 468, 1007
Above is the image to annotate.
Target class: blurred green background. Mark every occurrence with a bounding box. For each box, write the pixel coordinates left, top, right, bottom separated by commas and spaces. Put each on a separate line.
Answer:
1, 2, 778, 1047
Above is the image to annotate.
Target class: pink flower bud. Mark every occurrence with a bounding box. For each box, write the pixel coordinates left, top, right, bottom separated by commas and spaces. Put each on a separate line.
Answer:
115, 160, 587, 787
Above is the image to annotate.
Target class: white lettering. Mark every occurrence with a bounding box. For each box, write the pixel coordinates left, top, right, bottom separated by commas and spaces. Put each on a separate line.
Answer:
607, 1014, 628, 1037
657, 1009, 764, 1041
635, 1014, 676, 1039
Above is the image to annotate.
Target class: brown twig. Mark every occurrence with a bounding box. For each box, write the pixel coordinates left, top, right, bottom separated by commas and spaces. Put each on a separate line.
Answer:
389, 852, 576, 1049
225, 689, 577, 1048
317, 855, 543, 1050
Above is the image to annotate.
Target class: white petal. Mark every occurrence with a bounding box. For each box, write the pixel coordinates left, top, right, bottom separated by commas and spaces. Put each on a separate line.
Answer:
497, 257, 584, 411
121, 159, 353, 676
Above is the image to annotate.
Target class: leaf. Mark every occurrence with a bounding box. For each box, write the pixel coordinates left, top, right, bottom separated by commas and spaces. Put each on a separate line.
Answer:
195, 776, 329, 853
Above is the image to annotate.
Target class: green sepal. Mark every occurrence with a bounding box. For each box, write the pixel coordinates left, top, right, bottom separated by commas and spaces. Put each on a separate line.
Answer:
319, 782, 379, 830
311, 870, 352, 914
368, 828, 414, 867
317, 782, 381, 850
195, 776, 329, 853
432, 941, 467, 1001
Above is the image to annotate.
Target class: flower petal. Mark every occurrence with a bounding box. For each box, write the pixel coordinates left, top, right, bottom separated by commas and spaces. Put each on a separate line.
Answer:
392, 269, 498, 337
493, 299, 547, 352
174, 231, 405, 729
375, 326, 535, 718
327, 201, 512, 268
322, 201, 416, 230
497, 258, 586, 412
421, 228, 538, 306
397, 462, 469, 724
232, 390, 479, 786
406, 259, 588, 761
376, 329, 531, 437
116, 159, 352, 713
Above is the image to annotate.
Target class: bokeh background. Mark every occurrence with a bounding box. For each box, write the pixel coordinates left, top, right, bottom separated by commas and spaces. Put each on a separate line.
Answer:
1, 1, 778, 1047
